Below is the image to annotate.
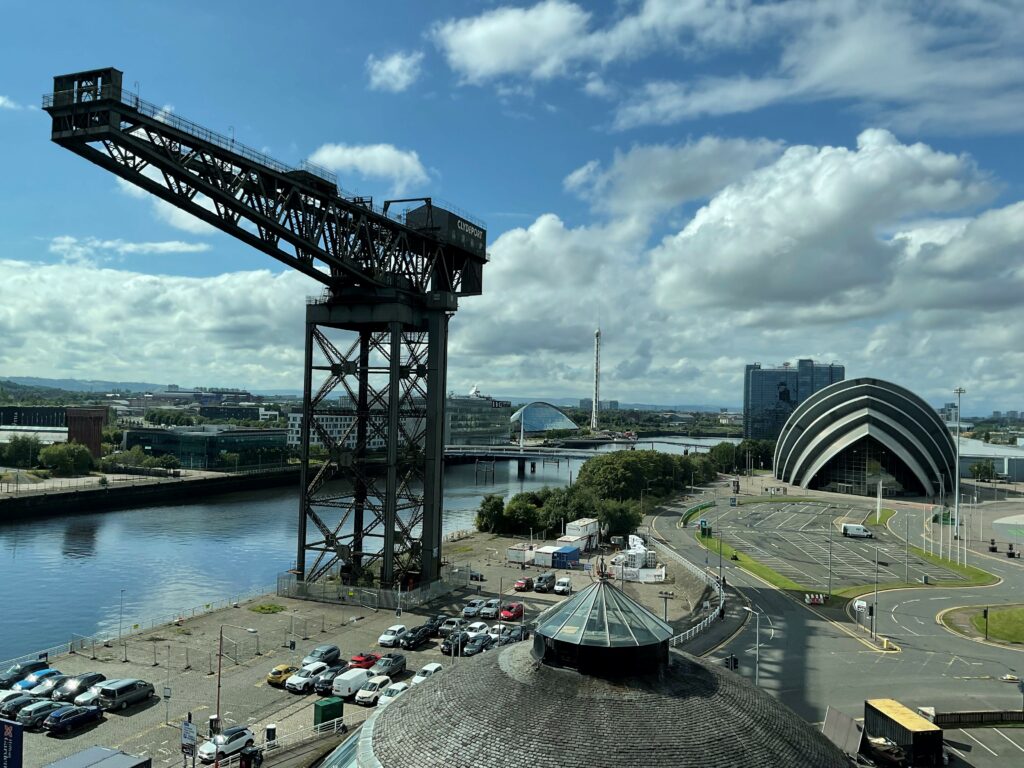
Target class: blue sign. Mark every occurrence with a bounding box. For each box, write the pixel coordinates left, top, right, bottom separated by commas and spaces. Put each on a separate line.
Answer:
0, 718, 23, 768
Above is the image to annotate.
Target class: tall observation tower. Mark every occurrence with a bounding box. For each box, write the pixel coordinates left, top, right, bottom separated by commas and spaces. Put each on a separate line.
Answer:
591, 329, 601, 431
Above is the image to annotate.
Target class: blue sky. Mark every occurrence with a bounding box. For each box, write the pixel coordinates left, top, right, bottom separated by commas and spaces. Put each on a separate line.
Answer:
1, 1, 1023, 413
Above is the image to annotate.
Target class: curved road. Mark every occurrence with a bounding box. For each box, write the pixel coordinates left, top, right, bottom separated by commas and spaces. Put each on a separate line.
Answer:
653, 497, 1024, 725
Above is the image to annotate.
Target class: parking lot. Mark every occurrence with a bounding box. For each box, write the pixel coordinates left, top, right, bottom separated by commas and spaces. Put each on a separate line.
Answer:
14, 577, 574, 768
944, 725, 1024, 766
708, 501, 966, 591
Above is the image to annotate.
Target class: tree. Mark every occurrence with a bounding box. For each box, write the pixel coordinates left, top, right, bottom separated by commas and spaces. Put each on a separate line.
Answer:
969, 461, 995, 482
596, 498, 642, 538
38, 442, 94, 476
709, 442, 737, 473
4, 435, 42, 468
475, 494, 505, 533
504, 494, 542, 533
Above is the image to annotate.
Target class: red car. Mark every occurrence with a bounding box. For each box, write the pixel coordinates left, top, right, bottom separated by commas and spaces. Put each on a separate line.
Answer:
513, 578, 533, 592
500, 603, 524, 621
349, 652, 382, 669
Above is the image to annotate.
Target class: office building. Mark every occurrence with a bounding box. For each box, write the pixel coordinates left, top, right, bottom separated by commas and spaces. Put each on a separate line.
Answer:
444, 389, 512, 445
743, 359, 845, 440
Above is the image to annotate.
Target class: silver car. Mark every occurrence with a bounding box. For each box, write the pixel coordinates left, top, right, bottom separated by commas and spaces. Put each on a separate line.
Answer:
75, 680, 121, 707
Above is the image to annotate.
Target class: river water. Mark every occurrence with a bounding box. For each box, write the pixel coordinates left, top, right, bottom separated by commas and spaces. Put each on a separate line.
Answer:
0, 437, 732, 661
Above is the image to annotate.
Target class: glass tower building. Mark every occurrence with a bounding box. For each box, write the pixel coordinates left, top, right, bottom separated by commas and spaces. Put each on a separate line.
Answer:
743, 359, 845, 440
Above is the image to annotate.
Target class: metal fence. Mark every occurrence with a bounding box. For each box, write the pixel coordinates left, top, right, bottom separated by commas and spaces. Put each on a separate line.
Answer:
934, 710, 1024, 727
659, 542, 726, 648
0, 584, 275, 670
277, 569, 462, 612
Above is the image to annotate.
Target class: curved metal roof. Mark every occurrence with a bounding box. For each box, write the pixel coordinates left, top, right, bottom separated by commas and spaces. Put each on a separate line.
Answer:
510, 401, 579, 432
533, 579, 674, 647
774, 377, 956, 495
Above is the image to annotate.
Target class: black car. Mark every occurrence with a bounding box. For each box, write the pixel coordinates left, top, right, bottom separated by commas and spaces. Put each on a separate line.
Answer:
462, 634, 495, 657
0, 660, 48, 689
44, 705, 104, 734
498, 626, 531, 646
398, 625, 431, 650
313, 665, 349, 696
422, 615, 449, 637
52, 672, 107, 703
440, 631, 470, 656
0, 694, 40, 719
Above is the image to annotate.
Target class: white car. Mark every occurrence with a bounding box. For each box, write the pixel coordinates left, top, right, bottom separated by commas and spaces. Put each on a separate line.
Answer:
377, 682, 410, 708
554, 577, 573, 595
411, 663, 442, 685
478, 599, 501, 619
198, 726, 255, 763
284, 661, 329, 693
465, 621, 489, 639
355, 675, 392, 706
487, 624, 504, 642
378, 624, 407, 648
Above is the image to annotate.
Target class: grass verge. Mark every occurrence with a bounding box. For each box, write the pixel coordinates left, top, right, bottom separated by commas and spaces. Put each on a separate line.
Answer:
969, 605, 1024, 643
870, 508, 897, 527
908, 545, 998, 586
249, 603, 285, 614
694, 530, 803, 591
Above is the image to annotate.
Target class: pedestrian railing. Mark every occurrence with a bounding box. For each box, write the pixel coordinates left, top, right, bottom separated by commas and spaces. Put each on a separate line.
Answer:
658, 542, 726, 648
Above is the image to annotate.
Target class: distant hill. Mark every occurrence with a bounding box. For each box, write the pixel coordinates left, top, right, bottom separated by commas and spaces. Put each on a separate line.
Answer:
1, 376, 163, 393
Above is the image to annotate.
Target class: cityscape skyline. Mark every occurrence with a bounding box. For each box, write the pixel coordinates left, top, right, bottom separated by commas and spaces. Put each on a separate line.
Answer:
2, 3, 1023, 412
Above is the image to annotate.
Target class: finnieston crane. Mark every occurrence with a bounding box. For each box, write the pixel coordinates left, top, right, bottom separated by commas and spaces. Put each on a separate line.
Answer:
44, 68, 487, 588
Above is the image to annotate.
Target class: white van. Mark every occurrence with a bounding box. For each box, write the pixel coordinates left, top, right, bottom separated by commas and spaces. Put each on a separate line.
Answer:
332, 668, 372, 699
841, 523, 872, 538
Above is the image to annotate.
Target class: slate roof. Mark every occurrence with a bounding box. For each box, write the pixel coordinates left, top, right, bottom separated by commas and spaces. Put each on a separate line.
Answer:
360, 642, 850, 768
533, 578, 674, 647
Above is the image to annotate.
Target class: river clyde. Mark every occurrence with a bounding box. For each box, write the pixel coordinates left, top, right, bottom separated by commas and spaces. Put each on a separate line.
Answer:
0, 438, 731, 661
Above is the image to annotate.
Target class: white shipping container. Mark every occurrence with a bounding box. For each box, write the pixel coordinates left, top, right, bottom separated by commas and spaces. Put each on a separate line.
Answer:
534, 545, 560, 569
566, 517, 599, 537
506, 545, 535, 564
557, 535, 588, 549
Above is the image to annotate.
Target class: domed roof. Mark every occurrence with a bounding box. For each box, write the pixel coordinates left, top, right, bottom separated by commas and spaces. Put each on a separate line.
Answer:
534, 579, 674, 648
358, 641, 850, 768
510, 401, 578, 432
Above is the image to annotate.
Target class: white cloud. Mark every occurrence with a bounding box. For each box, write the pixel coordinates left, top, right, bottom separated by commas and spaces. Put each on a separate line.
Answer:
48, 236, 210, 265
308, 143, 429, 195
366, 51, 425, 92
115, 175, 219, 235
0, 258, 316, 389
564, 136, 784, 219
0, 96, 22, 110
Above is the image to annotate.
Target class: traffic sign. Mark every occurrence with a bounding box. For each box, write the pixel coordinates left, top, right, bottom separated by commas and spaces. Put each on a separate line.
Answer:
181, 720, 197, 755
163, 686, 172, 700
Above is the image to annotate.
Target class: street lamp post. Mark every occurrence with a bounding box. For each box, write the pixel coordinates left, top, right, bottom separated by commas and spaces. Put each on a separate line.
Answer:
742, 606, 761, 686
118, 588, 125, 643
214, 624, 259, 762
954, 386, 965, 566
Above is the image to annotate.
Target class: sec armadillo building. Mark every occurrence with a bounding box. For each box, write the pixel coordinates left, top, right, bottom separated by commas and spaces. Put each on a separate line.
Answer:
774, 378, 956, 498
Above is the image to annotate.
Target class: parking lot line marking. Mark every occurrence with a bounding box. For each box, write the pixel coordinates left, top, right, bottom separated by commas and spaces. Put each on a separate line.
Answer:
945, 742, 966, 760
961, 729, 998, 756
994, 729, 1024, 752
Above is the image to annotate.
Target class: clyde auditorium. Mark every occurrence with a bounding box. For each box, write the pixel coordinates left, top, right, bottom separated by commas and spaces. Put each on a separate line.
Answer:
774, 378, 956, 498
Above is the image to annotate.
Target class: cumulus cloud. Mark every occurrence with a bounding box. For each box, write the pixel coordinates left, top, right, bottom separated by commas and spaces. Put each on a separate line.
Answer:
115, 176, 219, 235
48, 236, 210, 265
0, 258, 317, 389
0, 96, 22, 110
308, 143, 428, 195
564, 136, 784, 219
366, 51, 425, 92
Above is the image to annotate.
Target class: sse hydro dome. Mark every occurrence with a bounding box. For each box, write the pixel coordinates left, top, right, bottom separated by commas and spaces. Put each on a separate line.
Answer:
774, 378, 956, 499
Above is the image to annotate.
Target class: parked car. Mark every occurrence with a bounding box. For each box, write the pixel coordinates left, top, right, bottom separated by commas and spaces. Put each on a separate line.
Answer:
397, 625, 431, 650
301, 644, 341, 667
17, 699, 66, 729
354, 675, 392, 706
96, 679, 155, 711
534, 572, 556, 592
513, 577, 534, 592
74, 680, 120, 707
411, 662, 442, 685
52, 672, 106, 703
453, 567, 485, 582
462, 634, 495, 657
371, 653, 406, 678
43, 704, 104, 734
461, 599, 487, 618
0, 690, 28, 707
500, 603, 525, 621
0, 694, 40, 719
378, 625, 407, 648
313, 665, 350, 696
423, 614, 449, 636
0, 660, 48, 689
285, 662, 329, 693
197, 725, 255, 763
487, 624, 505, 642
266, 664, 298, 687
14, 669, 61, 691
498, 626, 531, 646
465, 621, 490, 639
478, 599, 501, 619
29, 674, 71, 698
349, 652, 382, 670
377, 682, 410, 708
441, 632, 470, 657
554, 577, 573, 595
437, 618, 468, 638
331, 668, 373, 699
